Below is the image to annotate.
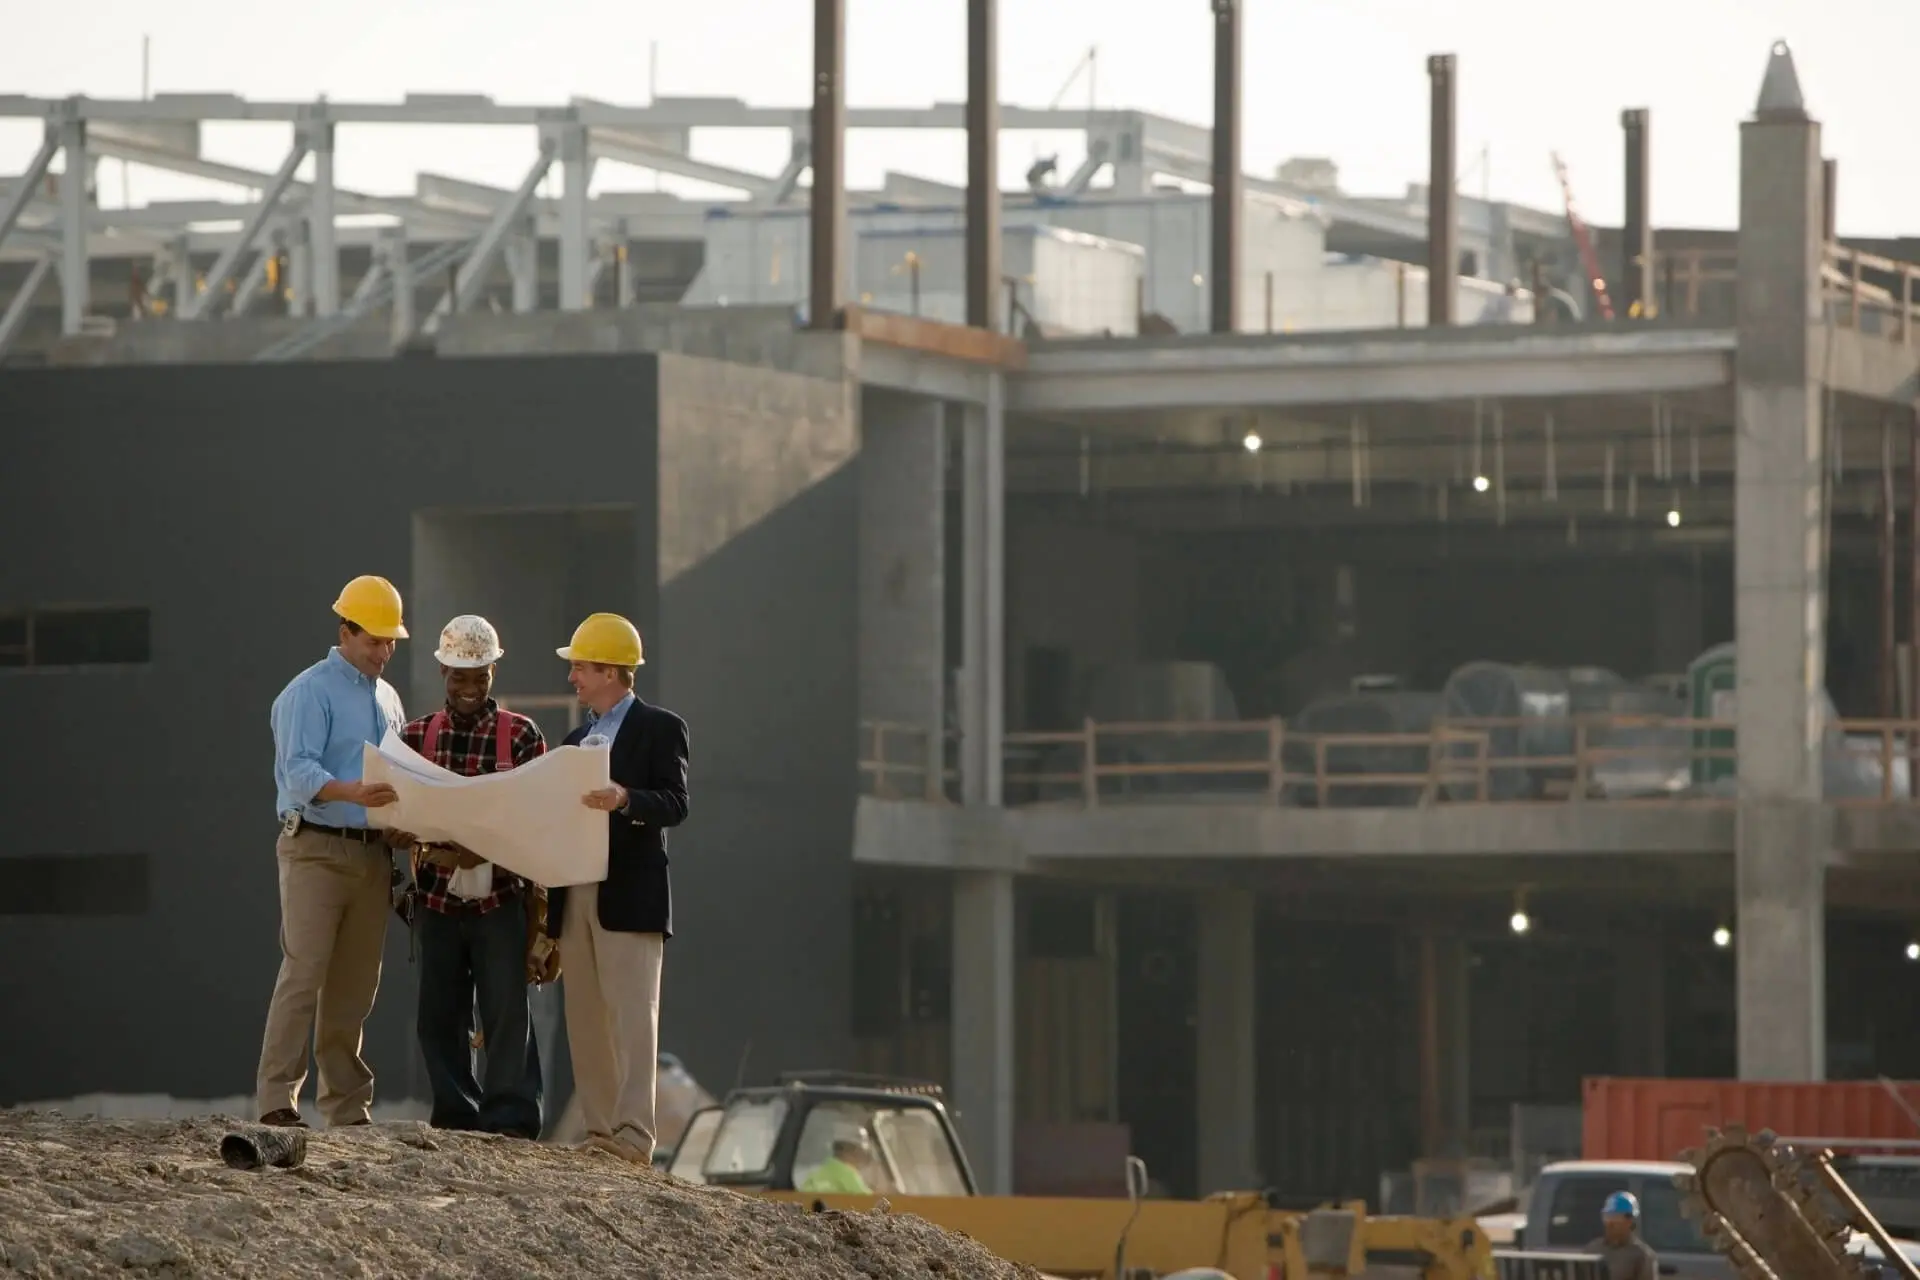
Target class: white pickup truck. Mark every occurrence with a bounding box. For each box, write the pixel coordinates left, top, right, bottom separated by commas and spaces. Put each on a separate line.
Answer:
1491, 1159, 1920, 1279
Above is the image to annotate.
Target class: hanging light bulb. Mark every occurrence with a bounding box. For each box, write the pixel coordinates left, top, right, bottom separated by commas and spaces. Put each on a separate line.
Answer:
1243, 430, 1262, 453
1509, 887, 1532, 935
1473, 475, 1491, 493
1906, 940, 1919, 963
1712, 925, 1732, 949
1666, 509, 1682, 528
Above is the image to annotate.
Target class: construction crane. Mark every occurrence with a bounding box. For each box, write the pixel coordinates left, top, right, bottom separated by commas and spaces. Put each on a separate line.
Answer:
1551, 151, 1616, 321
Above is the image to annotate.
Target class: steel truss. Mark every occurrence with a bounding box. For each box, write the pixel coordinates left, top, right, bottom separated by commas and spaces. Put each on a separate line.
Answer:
0, 90, 1569, 358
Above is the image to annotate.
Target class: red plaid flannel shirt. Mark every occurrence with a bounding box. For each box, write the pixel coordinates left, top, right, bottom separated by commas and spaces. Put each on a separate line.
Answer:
399, 700, 547, 915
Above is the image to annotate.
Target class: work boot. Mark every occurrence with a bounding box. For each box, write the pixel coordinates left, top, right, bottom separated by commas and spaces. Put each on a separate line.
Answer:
259, 1109, 309, 1128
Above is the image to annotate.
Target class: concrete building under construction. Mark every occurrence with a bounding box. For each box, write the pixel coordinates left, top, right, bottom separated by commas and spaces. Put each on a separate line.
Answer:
4, 3, 1920, 1208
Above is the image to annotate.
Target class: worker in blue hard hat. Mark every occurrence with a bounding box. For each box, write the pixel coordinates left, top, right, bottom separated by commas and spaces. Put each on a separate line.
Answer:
1588, 1190, 1658, 1280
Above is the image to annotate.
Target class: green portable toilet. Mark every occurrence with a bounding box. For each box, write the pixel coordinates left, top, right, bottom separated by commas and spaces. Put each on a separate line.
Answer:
1688, 642, 1738, 787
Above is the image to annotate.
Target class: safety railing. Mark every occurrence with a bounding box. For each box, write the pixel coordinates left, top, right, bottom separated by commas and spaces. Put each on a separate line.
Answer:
859, 715, 1920, 809
1635, 245, 1920, 339
858, 719, 958, 802
1825, 244, 1920, 345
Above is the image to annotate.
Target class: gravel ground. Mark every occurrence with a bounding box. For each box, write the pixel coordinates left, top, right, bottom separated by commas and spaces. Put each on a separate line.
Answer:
0, 1111, 1039, 1280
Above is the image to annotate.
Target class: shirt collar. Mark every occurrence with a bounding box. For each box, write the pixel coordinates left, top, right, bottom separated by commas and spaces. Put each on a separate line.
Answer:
589, 691, 636, 728
327, 647, 375, 687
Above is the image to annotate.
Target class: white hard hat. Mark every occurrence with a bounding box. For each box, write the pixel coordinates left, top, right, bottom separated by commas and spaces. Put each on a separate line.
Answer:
433, 615, 504, 668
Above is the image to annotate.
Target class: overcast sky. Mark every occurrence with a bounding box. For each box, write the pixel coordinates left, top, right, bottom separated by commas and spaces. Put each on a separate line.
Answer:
1, 0, 1911, 235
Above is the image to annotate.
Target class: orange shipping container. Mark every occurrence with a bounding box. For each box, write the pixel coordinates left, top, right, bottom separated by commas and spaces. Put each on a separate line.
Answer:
1582, 1076, 1920, 1161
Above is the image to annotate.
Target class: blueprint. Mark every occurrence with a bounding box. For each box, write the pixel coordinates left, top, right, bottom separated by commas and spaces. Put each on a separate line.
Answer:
360, 730, 610, 887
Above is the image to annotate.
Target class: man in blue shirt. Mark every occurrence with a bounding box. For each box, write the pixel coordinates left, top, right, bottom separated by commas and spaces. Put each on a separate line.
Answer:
255, 575, 415, 1129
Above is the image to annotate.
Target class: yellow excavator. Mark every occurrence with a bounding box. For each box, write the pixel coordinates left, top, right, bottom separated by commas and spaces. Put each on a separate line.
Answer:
663, 1071, 1494, 1280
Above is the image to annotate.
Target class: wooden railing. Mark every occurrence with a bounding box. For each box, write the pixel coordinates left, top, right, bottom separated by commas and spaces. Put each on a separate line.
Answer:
859, 715, 1920, 809
1825, 244, 1920, 344
1643, 245, 1920, 340
859, 719, 957, 802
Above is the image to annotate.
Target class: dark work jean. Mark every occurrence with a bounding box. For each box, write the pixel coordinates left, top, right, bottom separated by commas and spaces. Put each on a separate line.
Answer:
414, 899, 543, 1138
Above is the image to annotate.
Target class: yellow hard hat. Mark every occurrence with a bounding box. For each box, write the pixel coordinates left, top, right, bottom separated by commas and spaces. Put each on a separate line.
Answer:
556, 612, 644, 667
331, 575, 409, 640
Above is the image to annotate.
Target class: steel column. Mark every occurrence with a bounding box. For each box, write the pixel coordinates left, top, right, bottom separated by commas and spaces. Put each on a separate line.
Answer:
808, 0, 845, 329
57, 116, 88, 334
1884, 417, 1898, 720
1621, 108, 1652, 318
1426, 54, 1457, 327
1910, 405, 1919, 730
965, 0, 1000, 331
305, 119, 339, 316
1209, 0, 1242, 334
558, 125, 593, 311
1822, 158, 1838, 243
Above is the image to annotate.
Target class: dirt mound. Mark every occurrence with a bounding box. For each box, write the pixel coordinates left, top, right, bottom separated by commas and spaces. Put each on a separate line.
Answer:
0, 1111, 1037, 1280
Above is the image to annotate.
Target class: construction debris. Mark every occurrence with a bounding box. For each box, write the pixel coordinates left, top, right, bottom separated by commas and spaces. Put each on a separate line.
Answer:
0, 1111, 1038, 1280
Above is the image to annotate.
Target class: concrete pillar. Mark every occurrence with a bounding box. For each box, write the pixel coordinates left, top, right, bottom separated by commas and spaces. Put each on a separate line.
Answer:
959, 375, 1005, 807
1733, 41, 1829, 1082
558, 125, 593, 312
860, 391, 947, 798
1195, 888, 1258, 1193
952, 871, 1015, 1194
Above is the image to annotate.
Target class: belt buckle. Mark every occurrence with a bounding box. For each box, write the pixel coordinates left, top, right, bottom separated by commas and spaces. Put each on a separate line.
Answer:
281, 812, 302, 838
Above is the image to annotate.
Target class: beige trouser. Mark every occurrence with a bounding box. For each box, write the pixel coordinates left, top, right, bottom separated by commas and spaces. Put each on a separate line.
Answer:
254, 828, 392, 1125
559, 884, 664, 1160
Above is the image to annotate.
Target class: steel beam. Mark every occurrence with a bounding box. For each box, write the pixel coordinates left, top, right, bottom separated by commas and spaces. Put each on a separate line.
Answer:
809, 0, 845, 329
422, 140, 556, 331
590, 128, 774, 198
1209, 0, 1242, 334
87, 136, 480, 233
0, 129, 62, 256
1427, 54, 1458, 327
1621, 108, 1653, 318
1822, 157, 1838, 242
965, 0, 1000, 331
0, 249, 55, 359
1009, 329, 1737, 414
760, 138, 811, 206
180, 137, 307, 320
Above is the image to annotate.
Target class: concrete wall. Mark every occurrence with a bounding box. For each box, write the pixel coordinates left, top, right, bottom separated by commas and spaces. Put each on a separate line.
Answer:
652, 352, 861, 1083
0, 354, 659, 1106
0, 347, 863, 1108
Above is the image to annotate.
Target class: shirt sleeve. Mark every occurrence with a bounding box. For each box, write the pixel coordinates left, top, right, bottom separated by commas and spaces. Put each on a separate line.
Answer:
272, 681, 335, 806
512, 715, 548, 766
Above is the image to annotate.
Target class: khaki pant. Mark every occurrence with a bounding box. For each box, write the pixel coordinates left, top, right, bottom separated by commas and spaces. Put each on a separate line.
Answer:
559, 884, 664, 1160
254, 828, 391, 1125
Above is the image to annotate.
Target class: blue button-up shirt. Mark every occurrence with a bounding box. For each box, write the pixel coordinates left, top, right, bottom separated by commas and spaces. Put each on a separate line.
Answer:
271, 649, 407, 828
586, 691, 636, 746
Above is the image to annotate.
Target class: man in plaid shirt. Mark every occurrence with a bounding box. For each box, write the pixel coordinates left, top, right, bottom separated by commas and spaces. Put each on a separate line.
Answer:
400, 614, 550, 1139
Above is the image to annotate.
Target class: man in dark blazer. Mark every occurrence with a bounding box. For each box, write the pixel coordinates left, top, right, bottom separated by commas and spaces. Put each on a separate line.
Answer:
550, 611, 689, 1166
